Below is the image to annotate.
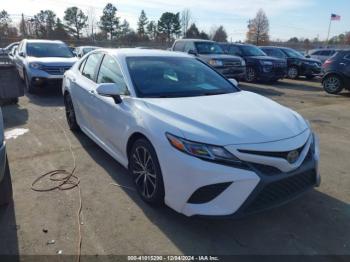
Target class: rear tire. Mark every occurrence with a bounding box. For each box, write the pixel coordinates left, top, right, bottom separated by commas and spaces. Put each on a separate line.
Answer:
0, 157, 13, 206
64, 93, 80, 131
287, 66, 299, 79
129, 138, 165, 206
323, 74, 343, 94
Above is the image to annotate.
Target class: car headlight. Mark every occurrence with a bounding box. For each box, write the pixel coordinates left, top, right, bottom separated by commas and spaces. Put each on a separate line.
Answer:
166, 133, 242, 164
208, 59, 224, 67
29, 63, 43, 69
260, 60, 273, 66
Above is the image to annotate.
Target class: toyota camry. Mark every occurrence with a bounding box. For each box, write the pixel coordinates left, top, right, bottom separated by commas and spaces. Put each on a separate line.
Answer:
62, 49, 320, 217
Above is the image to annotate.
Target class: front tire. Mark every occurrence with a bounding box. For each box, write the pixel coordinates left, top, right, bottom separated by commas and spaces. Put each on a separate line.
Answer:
323, 74, 343, 94
287, 66, 299, 79
0, 157, 13, 206
129, 138, 165, 205
64, 93, 80, 131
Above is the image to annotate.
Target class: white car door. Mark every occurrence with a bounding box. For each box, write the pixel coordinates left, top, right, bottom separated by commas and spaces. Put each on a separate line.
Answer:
72, 52, 103, 134
91, 54, 133, 158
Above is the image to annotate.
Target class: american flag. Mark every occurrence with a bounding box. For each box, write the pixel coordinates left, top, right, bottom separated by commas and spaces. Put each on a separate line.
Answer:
331, 14, 341, 21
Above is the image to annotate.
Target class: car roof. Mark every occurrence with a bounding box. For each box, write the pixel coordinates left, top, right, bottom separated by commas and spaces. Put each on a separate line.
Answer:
175, 39, 215, 43
220, 43, 256, 47
98, 48, 192, 59
24, 39, 65, 44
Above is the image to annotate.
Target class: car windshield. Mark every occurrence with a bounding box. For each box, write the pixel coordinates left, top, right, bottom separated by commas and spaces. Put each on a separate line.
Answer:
195, 42, 224, 54
240, 45, 266, 56
27, 42, 74, 58
283, 48, 304, 58
126, 57, 238, 98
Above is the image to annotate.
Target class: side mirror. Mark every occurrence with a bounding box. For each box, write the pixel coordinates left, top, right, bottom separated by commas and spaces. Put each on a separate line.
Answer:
96, 83, 127, 104
188, 49, 198, 56
229, 78, 238, 86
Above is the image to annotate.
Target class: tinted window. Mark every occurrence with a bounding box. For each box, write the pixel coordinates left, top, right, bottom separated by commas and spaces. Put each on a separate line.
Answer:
194, 42, 224, 54
82, 53, 103, 81
263, 48, 286, 58
282, 48, 304, 58
126, 57, 237, 98
240, 45, 266, 56
26, 42, 74, 58
97, 55, 126, 88
227, 45, 243, 56
173, 41, 185, 52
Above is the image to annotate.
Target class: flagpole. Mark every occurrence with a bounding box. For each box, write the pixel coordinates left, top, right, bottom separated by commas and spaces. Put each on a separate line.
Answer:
326, 17, 332, 46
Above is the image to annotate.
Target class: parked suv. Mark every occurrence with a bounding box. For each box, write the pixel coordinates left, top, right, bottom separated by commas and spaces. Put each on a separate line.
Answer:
307, 49, 337, 63
261, 46, 322, 80
322, 50, 350, 94
15, 39, 78, 93
171, 39, 246, 80
220, 43, 287, 83
0, 108, 13, 206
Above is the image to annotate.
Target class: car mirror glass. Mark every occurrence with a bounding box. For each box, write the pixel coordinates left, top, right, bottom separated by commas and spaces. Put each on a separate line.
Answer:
96, 83, 126, 104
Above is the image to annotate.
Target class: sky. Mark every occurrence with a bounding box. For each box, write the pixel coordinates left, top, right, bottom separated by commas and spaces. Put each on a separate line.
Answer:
3, 0, 350, 41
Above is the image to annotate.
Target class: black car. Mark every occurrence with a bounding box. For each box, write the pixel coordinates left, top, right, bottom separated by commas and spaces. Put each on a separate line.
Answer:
321, 50, 350, 94
172, 39, 246, 80
219, 43, 287, 83
260, 46, 322, 80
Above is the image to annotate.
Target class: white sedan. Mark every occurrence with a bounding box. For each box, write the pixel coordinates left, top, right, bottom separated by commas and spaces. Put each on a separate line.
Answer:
62, 49, 320, 217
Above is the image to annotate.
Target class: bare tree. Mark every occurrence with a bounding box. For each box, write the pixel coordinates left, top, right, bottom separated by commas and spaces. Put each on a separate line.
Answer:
181, 9, 191, 38
246, 9, 269, 45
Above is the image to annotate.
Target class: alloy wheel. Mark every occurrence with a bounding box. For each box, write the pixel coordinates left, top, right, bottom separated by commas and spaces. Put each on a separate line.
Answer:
287, 67, 298, 79
324, 76, 342, 94
246, 67, 256, 82
132, 146, 157, 199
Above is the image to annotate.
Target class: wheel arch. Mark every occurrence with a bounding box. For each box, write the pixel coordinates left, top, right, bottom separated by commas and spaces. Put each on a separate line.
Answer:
126, 132, 153, 163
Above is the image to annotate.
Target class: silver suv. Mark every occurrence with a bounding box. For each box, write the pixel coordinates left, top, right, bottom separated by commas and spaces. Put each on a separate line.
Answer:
171, 39, 246, 80
15, 39, 78, 93
0, 108, 13, 206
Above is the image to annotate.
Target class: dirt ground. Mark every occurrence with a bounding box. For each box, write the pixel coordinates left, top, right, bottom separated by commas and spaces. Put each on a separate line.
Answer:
0, 71, 349, 257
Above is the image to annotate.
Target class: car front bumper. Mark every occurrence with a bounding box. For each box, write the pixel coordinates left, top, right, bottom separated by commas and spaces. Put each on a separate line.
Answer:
157, 132, 320, 217
27, 66, 72, 87
301, 64, 322, 76
258, 66, 287, 81
216, 66, 246, 79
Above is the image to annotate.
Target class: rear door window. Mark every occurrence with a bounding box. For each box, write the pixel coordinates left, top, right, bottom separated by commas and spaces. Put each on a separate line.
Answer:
81, 53, 103, 81
173, 41, 185, 52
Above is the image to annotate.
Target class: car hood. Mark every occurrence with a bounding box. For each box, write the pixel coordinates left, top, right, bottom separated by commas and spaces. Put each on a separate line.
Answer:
142, 91, 308, 145
300, 58, 321, 64
247, 56, 285, 62
199, 54, 242, 61
26, 56, 78, 66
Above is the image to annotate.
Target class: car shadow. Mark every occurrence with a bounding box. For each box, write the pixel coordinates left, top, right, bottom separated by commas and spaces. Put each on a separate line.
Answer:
276, 80, 323, 92
239, 83, 285, 96
25, 88, 64, 108
72, 131, 350, 255
2, 103, 29, 129
0, 201, 20, 257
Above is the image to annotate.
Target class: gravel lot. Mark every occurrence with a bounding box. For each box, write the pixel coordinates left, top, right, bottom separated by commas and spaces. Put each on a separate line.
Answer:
0, 70, 349, 257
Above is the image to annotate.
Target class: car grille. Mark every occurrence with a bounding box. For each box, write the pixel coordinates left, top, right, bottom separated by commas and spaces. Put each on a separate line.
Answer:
273, 62, 287, 68
244, 169, 316, 213
42, 65, 72, 75
238, 144, 305, 161
222, 60, 242, 67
